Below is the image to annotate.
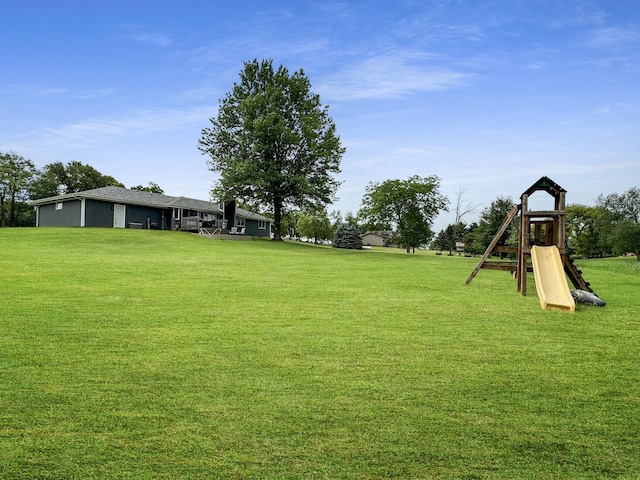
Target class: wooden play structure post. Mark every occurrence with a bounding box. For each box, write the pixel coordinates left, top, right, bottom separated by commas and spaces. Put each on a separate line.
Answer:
466, 176, 593, 294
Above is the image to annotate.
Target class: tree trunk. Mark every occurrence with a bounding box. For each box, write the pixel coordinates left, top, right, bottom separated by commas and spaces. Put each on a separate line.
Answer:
9, 191, 17, 227
272, 200, 283, 241
0, 196, 5, 227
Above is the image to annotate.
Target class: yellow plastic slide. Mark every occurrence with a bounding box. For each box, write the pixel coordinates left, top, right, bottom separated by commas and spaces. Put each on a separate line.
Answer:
530, 245, 575, 312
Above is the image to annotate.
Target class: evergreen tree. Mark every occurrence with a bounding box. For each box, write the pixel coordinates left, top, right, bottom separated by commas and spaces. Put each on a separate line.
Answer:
333, 224, 363, 250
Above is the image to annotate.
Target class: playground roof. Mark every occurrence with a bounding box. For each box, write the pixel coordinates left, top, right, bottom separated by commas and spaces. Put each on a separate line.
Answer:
521, 176, 566, 199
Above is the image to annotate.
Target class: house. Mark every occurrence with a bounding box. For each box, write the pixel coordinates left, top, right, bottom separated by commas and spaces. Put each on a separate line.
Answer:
29, 186, 272, 237
361, 230, 393, 247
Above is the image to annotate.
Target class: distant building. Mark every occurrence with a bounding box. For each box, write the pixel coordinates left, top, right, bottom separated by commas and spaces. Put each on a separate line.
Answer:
362, 230, 393, 247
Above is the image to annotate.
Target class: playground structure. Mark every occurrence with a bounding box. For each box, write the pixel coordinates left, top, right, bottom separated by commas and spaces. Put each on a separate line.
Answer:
466, 176, 594, 312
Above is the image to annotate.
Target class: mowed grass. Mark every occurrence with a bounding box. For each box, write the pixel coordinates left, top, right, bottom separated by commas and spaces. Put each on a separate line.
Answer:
1, 228, 638, 479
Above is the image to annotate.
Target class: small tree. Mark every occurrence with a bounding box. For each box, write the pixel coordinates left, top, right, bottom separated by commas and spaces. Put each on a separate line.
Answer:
462, 223, 483, 255
332, 224, 363, 250
597, 187, 640, 260
359, 175, 448, 253
198, 59, 345, 241
330, 210, 360, 237
566, 204, 610, 258
448, 186, 479, 255
0, 152, 37, 227
475, 196, 516, 252
433, 222, 468, 253
610, 220, 640, 260
297, 210, 333, 244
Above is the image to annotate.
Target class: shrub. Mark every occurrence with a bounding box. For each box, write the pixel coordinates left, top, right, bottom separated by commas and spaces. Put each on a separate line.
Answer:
332, 224, 363, 249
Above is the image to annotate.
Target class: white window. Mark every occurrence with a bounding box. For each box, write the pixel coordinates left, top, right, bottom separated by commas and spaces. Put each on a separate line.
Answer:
258, 220, 266, 230
55, 202, 63, 210
235, 216, 245, 227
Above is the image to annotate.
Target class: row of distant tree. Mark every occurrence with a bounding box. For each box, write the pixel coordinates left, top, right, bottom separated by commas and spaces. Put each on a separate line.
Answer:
196, 58, 640, 257
431, 189, 640, 261
3, 147, 637, 259
288, 185, 640, 261
0, 152, 162, 227
3, 58, 638, 259
291, 175, 448, 253
2, 146, 447, 254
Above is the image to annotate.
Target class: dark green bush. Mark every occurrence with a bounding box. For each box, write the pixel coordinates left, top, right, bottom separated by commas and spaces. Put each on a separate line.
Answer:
332, 224, 363, 249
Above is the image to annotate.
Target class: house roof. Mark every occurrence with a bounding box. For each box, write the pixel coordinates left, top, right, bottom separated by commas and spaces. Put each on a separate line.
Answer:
236, 206, 270, 222
29, 186, 184, 209
30, 186, 272, 221
363, 230, 392, 239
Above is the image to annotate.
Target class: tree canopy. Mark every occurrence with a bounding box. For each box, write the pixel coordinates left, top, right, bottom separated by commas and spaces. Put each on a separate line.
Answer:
131, 182, 164, 194
359, 175, 448, 253
566, 204, 610, 258
198, 59, 344, 240
597, 187, 640, 260
0, 152, 36, 227
30, 161, 123, 200
297, 210, 333, 244
474, 196, 516, 251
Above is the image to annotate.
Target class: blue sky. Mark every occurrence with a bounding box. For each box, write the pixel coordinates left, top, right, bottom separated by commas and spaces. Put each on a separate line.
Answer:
1, 0, 638, 231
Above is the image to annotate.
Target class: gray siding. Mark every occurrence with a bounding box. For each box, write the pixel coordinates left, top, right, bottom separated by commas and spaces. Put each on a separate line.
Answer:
244, 219, 271, 237
125, 204, 164, 228
38, 200, 82, 227
31, 187, 270, 233
85, 199, 114, 227
84, 200, 168, 228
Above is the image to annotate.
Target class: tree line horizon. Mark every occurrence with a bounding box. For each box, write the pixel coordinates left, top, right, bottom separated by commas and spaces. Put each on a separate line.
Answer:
2, 59, 638, 258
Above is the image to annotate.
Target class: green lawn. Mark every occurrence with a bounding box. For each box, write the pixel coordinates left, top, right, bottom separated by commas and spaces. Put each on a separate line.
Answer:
1, 228, 638, 479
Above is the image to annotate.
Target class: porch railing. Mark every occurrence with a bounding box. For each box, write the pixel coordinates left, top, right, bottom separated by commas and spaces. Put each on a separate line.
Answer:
181, 216, 202, 231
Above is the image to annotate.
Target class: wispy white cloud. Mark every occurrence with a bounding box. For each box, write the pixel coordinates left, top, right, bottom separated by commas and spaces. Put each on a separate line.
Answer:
33, 87, 69, 96
523, 61, 548, 70
588, 26, 640, 49
593, 102, 637, 115
117, 25, 172, 46
0, 84, 116, 99
572, 2, 609, 26
0, 85, 67, 96
70, 88, 118, 100
39, 105, 214, 147
317, 53, 475, 101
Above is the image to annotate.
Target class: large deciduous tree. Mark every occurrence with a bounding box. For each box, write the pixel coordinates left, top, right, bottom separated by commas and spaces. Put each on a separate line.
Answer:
0, 151, 37, 227
597, 187, 640, 260
359, 175, 448, 253
566, 204, 610, 258
30, 160, 123, 199
198, 59, 344, 240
